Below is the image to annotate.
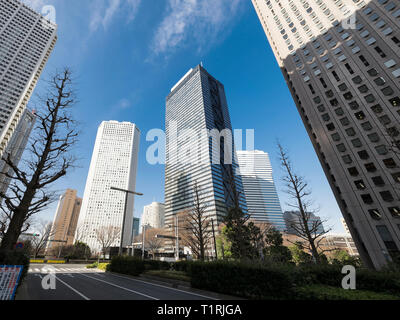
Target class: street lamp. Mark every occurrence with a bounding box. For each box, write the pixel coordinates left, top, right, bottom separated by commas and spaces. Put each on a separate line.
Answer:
110, 186, 143, 255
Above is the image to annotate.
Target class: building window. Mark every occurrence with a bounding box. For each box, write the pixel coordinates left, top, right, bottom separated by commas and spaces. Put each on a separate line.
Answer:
369, 209, 382, 220
388, 207, 400, 218
361, 122, 373, 131
368, 133, 380, 142
362, 194, 374, 204
383, 158, 397, 168
392, 172, 400, 183
389, 97, 400, 106
351, 138, 362, 148
365, 163, 377, 172
372, 176, 385, 186
376, 225, 399, 256
337, 144, 346, 152
358, 150, 369, 160
348, 167, 359, 176
355, 180, 366, 190
354, 111, 366, 120
376, 145, 388, 155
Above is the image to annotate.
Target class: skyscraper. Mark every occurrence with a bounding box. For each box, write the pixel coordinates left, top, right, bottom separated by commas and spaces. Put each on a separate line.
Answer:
252, 0, 400, 268
237, 150, 285, 230
0, 0, 57, 159
0, 108, 35, 197
283, 210, 325, 236
76, 121, 140, 252
165, 65, 246, 253
46, 189, 82, 252
141, 202, 165, 229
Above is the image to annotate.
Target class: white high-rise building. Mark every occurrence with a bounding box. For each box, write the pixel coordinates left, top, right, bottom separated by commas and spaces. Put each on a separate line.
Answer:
141, 202, 165, 229
0, 0, 57, 159
252, 0, 400, 268
237, 150, 285, 230
76, 121, 141, 253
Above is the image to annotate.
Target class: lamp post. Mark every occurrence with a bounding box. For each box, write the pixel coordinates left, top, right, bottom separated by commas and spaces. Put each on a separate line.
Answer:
110, 186, 143, 256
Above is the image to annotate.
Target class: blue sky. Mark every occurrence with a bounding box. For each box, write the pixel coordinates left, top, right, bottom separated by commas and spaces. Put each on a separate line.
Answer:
23, 0, 344, 233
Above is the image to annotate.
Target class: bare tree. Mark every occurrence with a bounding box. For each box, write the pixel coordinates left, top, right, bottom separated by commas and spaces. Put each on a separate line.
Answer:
144, 228, 164, 260
0, 69, 78, 251
278, 143, 330, 263
180, 181, 213, 261
30, 220, 56, 258
95, 226, 121, 259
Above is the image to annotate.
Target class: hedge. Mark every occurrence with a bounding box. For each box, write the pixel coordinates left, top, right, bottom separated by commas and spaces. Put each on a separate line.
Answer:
143, 260, 171, 271
190, 261, 400, 300
190, 261, 294, 299
107, 256, 145, 276
294, 285, 400, 300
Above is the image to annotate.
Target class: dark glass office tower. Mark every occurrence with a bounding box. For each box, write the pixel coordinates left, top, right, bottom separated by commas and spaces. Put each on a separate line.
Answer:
165, 65, 247, 255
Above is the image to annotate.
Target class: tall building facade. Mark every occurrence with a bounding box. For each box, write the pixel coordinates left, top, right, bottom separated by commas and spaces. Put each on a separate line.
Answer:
283, 210, 325, 236
46, 189, 82, 252
0, 0, 57, 159
237, 150, 285, 230
141, 202, 165, 229
252, 0, 400, 268
76, 121, 140, 252
132, 217, 140, 240
0, 108, 35, 197
165, 65, 247, 253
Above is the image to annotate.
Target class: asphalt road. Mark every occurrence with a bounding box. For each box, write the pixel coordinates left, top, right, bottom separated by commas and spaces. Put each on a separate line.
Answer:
16, 264, 218, 300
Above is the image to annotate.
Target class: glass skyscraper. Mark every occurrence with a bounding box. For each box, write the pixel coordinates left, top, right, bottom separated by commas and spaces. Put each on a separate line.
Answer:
237, 150, 286, 231
165, 65, 247, 253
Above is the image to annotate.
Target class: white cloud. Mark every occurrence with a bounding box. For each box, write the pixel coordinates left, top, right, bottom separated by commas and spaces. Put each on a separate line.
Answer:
152, 0, 243, 55
21, 0, 47, 11
89, 0, 141, 32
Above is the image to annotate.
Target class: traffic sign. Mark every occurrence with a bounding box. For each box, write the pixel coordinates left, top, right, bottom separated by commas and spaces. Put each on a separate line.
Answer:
0, 265, 23, 300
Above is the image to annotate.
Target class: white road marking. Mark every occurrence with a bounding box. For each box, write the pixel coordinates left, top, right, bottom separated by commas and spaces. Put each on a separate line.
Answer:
108, 272, 218, 300
55, 276, 90, 300
34, 268, 40, 272
78, 273, 158, 300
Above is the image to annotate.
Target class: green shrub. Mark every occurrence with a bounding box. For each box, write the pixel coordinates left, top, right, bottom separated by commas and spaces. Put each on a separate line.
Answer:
86, 262, 98, 269
295, 264, 400, 296
143, 260, 171, 271
108, 256, 145, 276
97, 263, 109, 271
356, 269, 400, 296
145, 270, 190, 282
172, 260, 193, 275
294, 285, 400, 300
190, 261, 294, 299
0, 250, 30, 288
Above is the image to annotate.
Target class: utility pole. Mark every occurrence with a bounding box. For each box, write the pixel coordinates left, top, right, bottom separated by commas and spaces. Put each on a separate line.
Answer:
110, 187, 143, 255
211, 218, 218, 260
142, 224, 147, 260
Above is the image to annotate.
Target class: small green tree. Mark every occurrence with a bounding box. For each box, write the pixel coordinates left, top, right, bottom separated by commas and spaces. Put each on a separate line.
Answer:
289, 242, 313, 265
330, 249, 361, 266
224, 205, 259, 261
216, 225, 232, 260
263, 228, 292, 263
